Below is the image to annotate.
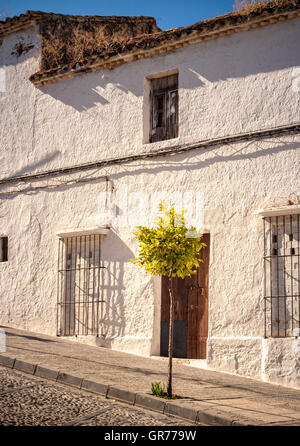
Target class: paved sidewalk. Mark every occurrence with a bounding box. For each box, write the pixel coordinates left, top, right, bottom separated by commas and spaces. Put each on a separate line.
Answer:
0, 325, 300, 426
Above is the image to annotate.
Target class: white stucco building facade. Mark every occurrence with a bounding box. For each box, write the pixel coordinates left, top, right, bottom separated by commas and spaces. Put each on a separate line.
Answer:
0, 4, 300, 389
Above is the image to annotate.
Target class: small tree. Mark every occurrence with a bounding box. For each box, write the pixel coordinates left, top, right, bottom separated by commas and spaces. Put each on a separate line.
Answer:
132, 202, 206, 398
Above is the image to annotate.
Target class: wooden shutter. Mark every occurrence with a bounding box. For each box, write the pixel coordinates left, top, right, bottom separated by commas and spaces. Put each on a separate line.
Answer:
167, 89, 178, 140
151, 92, 167, 142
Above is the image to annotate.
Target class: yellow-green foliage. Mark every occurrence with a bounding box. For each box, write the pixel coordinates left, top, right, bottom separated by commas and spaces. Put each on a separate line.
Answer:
132, 202, 206, 278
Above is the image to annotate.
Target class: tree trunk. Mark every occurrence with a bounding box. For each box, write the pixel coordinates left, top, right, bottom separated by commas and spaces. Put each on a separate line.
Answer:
167, 268, 174, 398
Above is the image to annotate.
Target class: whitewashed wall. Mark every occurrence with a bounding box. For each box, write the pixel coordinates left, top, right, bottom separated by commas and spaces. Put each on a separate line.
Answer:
0, 18, 299, 389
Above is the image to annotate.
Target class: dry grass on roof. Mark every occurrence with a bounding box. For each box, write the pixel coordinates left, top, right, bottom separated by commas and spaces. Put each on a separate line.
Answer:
40, 14, 160, 70
233, 0, 297, 13
41, 28, 126, 71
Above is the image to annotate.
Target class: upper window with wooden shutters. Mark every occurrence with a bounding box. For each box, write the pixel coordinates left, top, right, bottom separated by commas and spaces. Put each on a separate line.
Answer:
150, 74, 178, 143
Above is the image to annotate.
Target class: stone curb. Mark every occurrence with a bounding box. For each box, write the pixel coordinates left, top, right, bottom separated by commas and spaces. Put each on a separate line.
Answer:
108, 386, 136, 405
165, 401, 198, 423
135, 393, 167, 414
14, 359, 37, 375
81, 379, 108, 397
0, 354, 250, 425
57, 372, 83, 389
35, 365, 59, 381
0, 355, 15, 368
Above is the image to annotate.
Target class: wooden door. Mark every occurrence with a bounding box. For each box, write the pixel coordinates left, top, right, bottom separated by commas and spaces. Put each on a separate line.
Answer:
160, 233, 210, 359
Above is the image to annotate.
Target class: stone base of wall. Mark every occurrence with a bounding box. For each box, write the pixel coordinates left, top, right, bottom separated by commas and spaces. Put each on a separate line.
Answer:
64, 334, 153, 357
98, 336, 153, 357
200, 337, 300, 390
206, 337, 263, 379
262, 338, 300, 389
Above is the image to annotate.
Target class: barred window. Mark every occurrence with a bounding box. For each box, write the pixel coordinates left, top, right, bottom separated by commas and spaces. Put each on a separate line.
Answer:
263, 214, 300, 337
57, 233, 106, 336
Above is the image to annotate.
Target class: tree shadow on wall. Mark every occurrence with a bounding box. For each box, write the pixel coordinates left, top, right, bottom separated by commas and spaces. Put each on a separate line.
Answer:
95, 230, 134, 346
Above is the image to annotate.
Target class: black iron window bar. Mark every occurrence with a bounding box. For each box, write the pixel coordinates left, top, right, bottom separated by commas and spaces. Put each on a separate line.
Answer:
0, 237, 8, 262
263, 214, 300, 338
57, 234, 106, 336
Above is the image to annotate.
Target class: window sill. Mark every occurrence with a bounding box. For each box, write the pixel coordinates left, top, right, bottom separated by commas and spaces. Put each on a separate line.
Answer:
56, 227, 110, 238
143, 136, 180, 149
256, 204, 300, 217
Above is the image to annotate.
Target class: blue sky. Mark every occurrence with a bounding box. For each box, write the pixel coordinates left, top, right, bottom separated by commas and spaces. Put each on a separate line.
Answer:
3, 1, 239, 30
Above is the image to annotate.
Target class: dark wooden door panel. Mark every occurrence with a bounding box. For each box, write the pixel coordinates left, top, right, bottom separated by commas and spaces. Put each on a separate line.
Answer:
160, 320, 187, 358
188, 233, 210, 358
197, 233, 210, 359
161, 276, 170, 322
161, 276, 188, 321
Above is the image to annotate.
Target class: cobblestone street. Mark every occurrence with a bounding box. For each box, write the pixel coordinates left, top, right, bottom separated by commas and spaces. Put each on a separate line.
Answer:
0, 367, 195, 426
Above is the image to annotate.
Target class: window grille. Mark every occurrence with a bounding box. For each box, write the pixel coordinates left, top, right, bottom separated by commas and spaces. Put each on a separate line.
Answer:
57, 234, 106, 336
263, 214, 300, 337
